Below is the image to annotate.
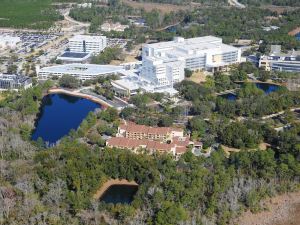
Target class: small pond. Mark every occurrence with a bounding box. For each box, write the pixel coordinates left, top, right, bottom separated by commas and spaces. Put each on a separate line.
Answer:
221, 83, 281, 100
100, 185, 138, 204
255, 83, 280, 94
32, 94, 100, 144
221, 93, 237, 101
296, 32, 300, 41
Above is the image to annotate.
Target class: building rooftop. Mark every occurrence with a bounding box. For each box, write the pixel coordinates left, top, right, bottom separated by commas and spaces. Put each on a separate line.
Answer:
107, 137, 174, 152
144, 36, 238, 60
144, 36, 222, 50
0, 73, 31, 83
0, 35, 20, 42
69, 35, 106, 42
39, 64, 124, 75
119, 122, 183, 136
60, 52, 90, 58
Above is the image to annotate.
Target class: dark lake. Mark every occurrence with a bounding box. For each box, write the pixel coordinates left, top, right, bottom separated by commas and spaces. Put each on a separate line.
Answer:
221, 93, 237, 101
296, 32, 300, 41
100, 185, 138, 204
255, 83, 280, 94
32, 94, 100, 144
221, 83, 281, 100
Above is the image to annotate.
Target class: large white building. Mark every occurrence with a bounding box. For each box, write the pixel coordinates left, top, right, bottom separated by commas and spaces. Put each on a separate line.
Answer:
111, 36, 242, 96
37, 64, 123, 81
0, 35, 21, 49
68, 35, 107, 54
141, 36, 241, 88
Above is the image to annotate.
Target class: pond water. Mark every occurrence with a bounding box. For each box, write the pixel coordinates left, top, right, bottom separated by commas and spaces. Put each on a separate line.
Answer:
296, 32, 300, 41
220, 83, 281, 100
32, 94, 100, 144
255, 83, 280, 94
100, 185, 138, 204
221, 93, 237, 101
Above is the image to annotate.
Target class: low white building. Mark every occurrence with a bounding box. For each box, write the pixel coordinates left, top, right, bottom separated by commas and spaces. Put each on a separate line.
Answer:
259, 45, 300, 72
111, 71, 179, 97
0, 74, 32, 90
37, 64, 124, 81
68, 35, 107, 54
0, 35, 21, 49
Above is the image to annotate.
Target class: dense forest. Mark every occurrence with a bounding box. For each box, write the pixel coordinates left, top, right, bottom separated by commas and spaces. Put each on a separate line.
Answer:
1, 63, 299, 224
129, 0, 300, 6
239, 0, 300, 7
68, 0, 300, 50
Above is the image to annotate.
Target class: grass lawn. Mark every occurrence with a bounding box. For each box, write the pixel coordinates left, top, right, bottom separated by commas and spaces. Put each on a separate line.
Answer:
0, 0, 61, 29
0, 93, 7, 101
187, 71, 208, 83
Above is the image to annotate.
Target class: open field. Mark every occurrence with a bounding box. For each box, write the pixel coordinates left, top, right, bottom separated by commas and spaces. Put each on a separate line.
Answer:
0, 93, 6, 101
121, 0, 191, 13
260, 5, 300, 13
0, 0, 61, 29
236, 191, 300, 225
222, 143, 269, 157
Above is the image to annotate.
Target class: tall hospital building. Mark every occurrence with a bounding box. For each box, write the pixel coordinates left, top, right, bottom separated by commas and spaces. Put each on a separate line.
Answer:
141, 36, 241, 88
68, 35, 107, 53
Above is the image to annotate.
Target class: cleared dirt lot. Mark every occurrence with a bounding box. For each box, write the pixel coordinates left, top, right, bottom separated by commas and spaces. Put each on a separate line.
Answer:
121, 0, 191, 13
236, 191, 300, 225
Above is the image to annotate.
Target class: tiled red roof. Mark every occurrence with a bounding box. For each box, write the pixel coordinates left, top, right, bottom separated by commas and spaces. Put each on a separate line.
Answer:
172, 136, 190, 147
107, 137, 173, 152
119, 121, 183, 136
176, 146, 187, 154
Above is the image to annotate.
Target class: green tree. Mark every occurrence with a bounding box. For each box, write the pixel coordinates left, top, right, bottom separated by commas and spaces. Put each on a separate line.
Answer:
155, 202, 188, 225
59, 75, 80, 89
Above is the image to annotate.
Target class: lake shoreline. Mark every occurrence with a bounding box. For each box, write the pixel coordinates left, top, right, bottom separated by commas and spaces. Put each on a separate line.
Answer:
32, 93, 100, 144
235, 190, 300, 225
48, 88, 110, 108
93, 179, 138, 200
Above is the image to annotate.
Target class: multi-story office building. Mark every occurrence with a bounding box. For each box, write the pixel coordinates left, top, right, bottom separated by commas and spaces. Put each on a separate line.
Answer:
0, 74, 32, 90
68, 35, 107, 54
141, 36, 241, 88
259, 45, 300, 72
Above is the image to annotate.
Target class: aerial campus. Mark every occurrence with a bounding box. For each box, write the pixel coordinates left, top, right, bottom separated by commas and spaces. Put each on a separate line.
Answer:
1, 1, 300, 225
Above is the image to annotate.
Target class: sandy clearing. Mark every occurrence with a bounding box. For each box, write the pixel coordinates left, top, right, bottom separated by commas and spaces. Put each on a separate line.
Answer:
235, 191, 300, 225
187, 71, 208, 83
121, 0, 191, 13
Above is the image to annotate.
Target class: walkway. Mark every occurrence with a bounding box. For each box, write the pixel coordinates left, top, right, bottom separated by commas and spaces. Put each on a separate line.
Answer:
63, 10, 90, 27
48, 87, 128, 110
48, 88, 112, 107
215, 89, 239, 96
262, 107, 300, 120
228, 0, 246, 8
155, 21, 181, 31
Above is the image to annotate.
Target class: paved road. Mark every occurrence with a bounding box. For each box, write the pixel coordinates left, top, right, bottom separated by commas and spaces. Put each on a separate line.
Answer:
63, 11, 90, 27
